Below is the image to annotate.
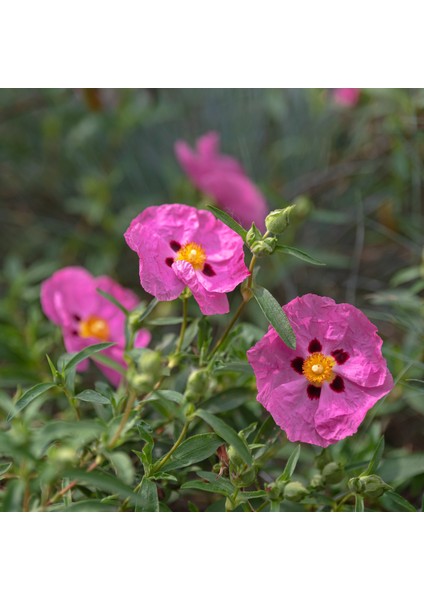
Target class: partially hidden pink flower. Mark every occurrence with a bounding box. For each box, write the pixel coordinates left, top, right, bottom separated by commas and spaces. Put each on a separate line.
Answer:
124, 203, 250, 315
175, 131, 269, 231
247, 294, 393, 447
332, 88, 360, 107
41, 267, 151, 387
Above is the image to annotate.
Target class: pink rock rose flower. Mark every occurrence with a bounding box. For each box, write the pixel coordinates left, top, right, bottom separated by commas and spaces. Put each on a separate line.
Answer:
247, 294, 393, 447
124, 203, 250, 315
332, 88, 360, 107
175, 131, 269, 231
41, 267, 151, 387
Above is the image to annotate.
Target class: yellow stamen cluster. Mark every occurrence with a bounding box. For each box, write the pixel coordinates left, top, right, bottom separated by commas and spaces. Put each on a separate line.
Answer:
79, 316, 110, 341
175, 241, 207, 271
302, 352, 336, 386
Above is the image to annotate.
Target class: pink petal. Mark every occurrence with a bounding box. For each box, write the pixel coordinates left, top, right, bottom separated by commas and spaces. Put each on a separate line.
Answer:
172, 260, 229, 315
41, 267, 97, 326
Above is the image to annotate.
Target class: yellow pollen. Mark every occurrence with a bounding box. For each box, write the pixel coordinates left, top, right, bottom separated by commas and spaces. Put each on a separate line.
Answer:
79, 316, 110, 341
175, 241, 207, 270
302, 352, 336, 386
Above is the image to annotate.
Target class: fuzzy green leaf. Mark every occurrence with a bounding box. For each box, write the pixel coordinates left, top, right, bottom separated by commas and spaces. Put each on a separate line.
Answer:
7, 382, 57, 421
196, 409, 252, 466
252, 285, 296, 349
206, 205, 248, 241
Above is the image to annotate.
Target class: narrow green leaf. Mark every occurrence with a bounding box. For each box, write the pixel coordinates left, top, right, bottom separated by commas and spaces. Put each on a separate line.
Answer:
162, 433, 223, 471
138, 478, 159, 512
278, 444, 301, 482
7, 382, 57, 421
384, 491, 416, 512
75, 390, 111, 405
62, 468, 140, 506
146, 317, 184, 326
206, 204, 248, 241
378, 453, 424, 484
105, 451, 135, 485
252, 285, 296, 349
355, 494, 365, 512
130, 298, 159, 328
275, 244, 326, 266
91, 352, 126, 375
362, 436, 385, 476
181, 479, 234, 496
196, 409, 252, 466
64, 342, 115, 373
52, 500, 118, 512
96, 288, 129, 315
0, 462, 12, 477
149, 390, 185, 404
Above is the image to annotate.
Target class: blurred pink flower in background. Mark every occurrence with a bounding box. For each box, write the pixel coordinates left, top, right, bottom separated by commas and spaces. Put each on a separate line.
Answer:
332, 88, 361, 107
247, 294, 393, 447
175, 131, 269, 231
124, 203, 250, 315
41, 267, 150, 387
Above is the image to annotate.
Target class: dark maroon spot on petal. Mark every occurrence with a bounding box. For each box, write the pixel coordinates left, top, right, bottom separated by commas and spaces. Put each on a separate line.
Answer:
291, 357, 304, 375
202, 263, 216, 277
165, 257, 174, 267
308, 338, 322, 353
72, 314, 81, 322
71, 330, 78, 336
331, 349, 349, 365
170, 240, 181, 252
307, 385, 321, 400
330, 375, 345, 393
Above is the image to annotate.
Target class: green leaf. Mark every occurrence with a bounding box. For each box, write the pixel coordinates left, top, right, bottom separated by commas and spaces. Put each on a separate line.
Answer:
378, 453, 424, 484
130, 298, 159, 328
64, 342, 115, 373
149, 390, 185, 404
96, 288, 129, 315
202, 387, 252, 414
62, 468, 140, 506
181, 479, 234, 496
0, 462, 12, 477
206, 204, 247, 241
383, 491, 416, 512
362, 436, 385, 476
196, 409, 252, 466
138, 478, 159, 512
146, 317, 184, 326
7, 382, 57, 421
75, 389, 111, 405
277, 444, 301, 482
105, 451, 135, 485
91, 352, 126, 375
252, 285, 296, 349
162, 433, 223, 471
275, 244, 325, 266
51, 500, 118, 512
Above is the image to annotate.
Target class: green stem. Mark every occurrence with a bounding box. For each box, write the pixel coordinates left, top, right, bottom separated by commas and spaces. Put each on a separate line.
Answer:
152, 420, 190, 473
175, 294, 189, 355
108, 388, 137, 449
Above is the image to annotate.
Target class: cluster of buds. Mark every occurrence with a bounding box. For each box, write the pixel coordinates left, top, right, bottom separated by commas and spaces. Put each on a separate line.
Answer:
127, 348, 163, 393
348, 475, 391, 498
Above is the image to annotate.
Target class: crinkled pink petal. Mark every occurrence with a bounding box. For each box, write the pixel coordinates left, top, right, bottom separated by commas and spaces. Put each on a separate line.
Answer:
333, 88, 360, 106
41, 267, 97, 327
172, 260, 229, 315
135, 329, 152, 348
315, 370, 393, 442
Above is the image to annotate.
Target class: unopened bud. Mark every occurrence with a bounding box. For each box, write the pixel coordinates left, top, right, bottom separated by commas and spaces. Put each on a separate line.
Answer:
128, 372, 154, 393
246, 223, 263, 247
293, 195, 312, 219
348, 475, 391, 498
137, 350, 162, 376
310, 474, 324, 489
185, 368, 210, 403
322, 462, 344, 484
283, 481, 308, 502
250, 237, 277, 257
265, 206, 295, 234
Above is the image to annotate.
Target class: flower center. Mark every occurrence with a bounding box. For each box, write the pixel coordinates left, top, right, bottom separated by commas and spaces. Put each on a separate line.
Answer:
302, 352, 336, 386
175, 241, 207, 270
79, 316, 110, 341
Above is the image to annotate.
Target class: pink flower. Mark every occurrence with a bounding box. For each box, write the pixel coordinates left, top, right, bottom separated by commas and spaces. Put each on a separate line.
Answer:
175, 131, 269, 231
332, 88, 360, 107
124, 203, 250, 315
41, 267, 151, 387
247, 294, 393, 447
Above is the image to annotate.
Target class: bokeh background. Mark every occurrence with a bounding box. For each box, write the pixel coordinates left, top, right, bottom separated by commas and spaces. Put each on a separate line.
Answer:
1, 88, 423, 505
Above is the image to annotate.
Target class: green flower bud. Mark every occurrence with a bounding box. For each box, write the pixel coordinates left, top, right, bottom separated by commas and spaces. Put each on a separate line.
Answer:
293, 195, 313, 219
246, 223, 263, 247
310, 473, 324, 489
265, 206, 295, 234
283, 481, 308, 502
184, 368, 210, 403
136, 350, 162, 376
128, 372, 154, 393
348, 475, 391, 498
48, 446, 77, 466
250, 237, 277, 256
128, 308, 145, 331
322, 462, 344, 484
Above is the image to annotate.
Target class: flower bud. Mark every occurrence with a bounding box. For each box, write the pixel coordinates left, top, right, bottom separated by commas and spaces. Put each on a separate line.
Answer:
310, 474, 324, 489
137, 349, 162, 377
128, 372, 154, 393
128, 308, 145, 331
250, 237, 277, 257
184, 368, 210, 403
246, 223, 263, 247
283, 481, 308, 502
322, 462, 344, 484
348, 475, 391, 498
265, 206, 295, 234
293, 195, 312, 219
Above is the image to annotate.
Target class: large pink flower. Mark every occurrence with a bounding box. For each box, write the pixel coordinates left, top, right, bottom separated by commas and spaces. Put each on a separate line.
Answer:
41, 267, 151, 387
175, 131, 269, 231
247, 294, 393, 447
332, 88, 360, 107
124, 204, 250, 315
